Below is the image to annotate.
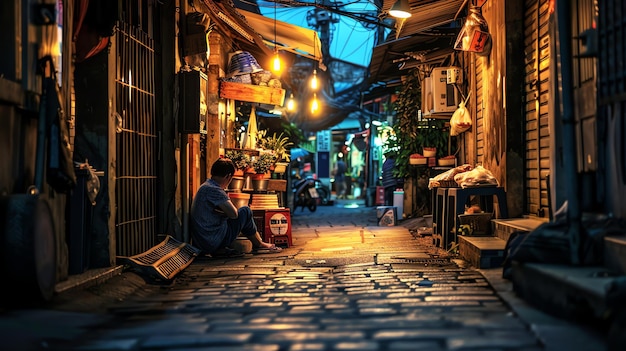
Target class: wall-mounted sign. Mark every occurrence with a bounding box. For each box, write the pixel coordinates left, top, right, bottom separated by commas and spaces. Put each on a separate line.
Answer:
316, 130, 331, 152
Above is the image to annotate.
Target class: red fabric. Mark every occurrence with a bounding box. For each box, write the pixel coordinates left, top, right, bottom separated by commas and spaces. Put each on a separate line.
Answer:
73, 0, 110, 62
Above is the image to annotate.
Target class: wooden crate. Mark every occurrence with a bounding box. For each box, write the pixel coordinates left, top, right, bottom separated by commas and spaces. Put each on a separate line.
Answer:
267, 179, 287, 192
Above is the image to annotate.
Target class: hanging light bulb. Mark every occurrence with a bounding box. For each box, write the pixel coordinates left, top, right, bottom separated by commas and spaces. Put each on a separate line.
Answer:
310, 93, 319, 114
273, 52, 281, 73
310, 69, 318, 90
287, 94, 296, 111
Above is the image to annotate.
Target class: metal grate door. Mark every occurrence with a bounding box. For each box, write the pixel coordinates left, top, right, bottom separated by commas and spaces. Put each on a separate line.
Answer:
114, 21, 157, 256
524, 0, 552, 217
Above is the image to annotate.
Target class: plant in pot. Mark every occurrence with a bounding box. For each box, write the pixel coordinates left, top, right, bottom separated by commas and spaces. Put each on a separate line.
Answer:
257, 132, 293, 174
224, 149, 251, 176
250, 153, 277, 191
386, 68, 451, 179
251, 153, 277, 179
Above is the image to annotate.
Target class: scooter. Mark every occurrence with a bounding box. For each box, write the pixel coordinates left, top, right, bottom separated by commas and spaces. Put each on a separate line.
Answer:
292, 177, 320, 212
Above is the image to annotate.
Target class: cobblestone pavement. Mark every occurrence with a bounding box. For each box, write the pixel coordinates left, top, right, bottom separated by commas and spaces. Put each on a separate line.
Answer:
0, 199, 606, 350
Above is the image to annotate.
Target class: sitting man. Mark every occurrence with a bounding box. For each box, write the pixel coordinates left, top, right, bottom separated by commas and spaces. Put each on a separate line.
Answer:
190, 158, 282, 256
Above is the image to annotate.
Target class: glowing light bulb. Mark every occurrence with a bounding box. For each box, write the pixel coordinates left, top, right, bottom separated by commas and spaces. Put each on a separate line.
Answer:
310, 93, 319, 113
310, 69, 318, 90
287, 94, 296, 111
272, 53, 281, 73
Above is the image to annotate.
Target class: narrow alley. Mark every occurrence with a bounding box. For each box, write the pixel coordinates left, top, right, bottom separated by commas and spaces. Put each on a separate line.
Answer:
1, 199, 606, 350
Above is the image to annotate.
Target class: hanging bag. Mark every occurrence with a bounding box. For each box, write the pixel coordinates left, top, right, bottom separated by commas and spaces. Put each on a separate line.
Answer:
450, 92, 472, 136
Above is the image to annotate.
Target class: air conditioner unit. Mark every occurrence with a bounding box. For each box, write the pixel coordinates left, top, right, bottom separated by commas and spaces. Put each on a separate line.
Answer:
425, 67, 460, 114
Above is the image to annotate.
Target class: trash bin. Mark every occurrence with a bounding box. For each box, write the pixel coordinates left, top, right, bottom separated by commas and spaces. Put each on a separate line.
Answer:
393, 190, 404, 220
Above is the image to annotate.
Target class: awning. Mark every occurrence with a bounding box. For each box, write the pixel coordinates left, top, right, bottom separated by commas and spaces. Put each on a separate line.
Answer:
331, 116, 363, 131
369, 29, 458, 83
199, 0, 273, 65
238, 9, 323, 64
382, 0, 466, 39
369, 0, 466, 83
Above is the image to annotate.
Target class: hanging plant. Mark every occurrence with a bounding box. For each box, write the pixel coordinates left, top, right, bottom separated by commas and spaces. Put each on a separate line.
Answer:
385, 69, 451, 179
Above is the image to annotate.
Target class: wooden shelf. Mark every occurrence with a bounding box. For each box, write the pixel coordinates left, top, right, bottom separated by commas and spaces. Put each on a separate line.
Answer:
219, 81, 285, 106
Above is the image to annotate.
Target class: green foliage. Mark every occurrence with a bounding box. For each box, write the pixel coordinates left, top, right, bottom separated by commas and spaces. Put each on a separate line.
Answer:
385, 69, 450, 178
224, 149, 251, 171
256, 131, 293, 162
252, 153, 277, 174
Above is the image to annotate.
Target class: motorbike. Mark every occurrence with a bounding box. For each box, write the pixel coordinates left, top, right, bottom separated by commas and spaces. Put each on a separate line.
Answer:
291, 176, 331, 212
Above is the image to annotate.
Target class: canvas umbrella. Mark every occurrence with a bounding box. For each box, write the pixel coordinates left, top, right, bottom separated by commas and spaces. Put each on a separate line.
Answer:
241, 105, 258, 149
289, 148, 310, 160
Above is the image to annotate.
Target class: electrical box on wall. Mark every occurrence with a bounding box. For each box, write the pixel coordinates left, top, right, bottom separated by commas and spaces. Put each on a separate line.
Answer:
423, 67, 462, 115
446, 67, 463, 84
178, 70, 208, 134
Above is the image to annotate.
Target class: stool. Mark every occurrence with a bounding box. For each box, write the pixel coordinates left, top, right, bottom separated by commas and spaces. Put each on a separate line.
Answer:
442, 186, 508, 249
432, 187, 449, 248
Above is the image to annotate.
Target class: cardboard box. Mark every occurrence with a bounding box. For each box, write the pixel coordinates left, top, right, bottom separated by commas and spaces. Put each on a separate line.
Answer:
376, 206, 397, 226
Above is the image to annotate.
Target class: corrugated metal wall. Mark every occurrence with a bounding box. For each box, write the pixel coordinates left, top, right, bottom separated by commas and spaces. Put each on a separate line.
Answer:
524, 0, 551, 217
114, 9, 158, 256
598, 0, 626, 218
474, 54, 485, 165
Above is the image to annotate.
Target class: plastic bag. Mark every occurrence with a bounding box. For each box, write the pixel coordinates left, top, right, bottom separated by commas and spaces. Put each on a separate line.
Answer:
454, 165, 498, 188
428, 164, 473, 189
450, 100, 472, 136
453, 6, 492, 56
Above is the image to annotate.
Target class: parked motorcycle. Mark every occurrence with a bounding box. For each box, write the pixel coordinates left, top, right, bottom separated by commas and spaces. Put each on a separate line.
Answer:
292, 177, 319, 212
293, 177, 331, 212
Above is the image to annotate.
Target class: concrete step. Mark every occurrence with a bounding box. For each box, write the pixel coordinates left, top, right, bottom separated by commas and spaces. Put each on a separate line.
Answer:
605, 235, 626, 275
458, 236, 507, 269
492, 217, 547, 242
510, 262, 626, 345
459, 217, 545, 269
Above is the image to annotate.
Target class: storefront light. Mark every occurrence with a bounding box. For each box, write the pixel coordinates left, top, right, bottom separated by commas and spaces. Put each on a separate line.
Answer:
310, 69, 319, 90
286, 94, 296, 111
310, 93, 319, 113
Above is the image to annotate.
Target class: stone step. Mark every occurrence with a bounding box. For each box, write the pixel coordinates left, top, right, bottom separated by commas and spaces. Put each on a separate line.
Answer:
492, 217, 547, 242
510, 262, 626, 327
459, 218, 545, 269
458, 236, 507, 269
605, 235, 626, 275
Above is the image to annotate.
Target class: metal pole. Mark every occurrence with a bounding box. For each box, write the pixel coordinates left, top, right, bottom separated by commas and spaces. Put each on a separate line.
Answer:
555, 0, 581, 264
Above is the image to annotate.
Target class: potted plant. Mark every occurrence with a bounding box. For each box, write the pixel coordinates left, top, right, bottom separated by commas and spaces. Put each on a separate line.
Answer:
257, 132, 293, 162
249, 153, 277, 190
251, 153, 277, 178
224, 149, 251, 176
386, 69, 451, 179
256, 131, 293, 174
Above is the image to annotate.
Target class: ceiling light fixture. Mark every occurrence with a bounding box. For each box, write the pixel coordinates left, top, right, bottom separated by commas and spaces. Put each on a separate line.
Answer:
389, 0, 412, 19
